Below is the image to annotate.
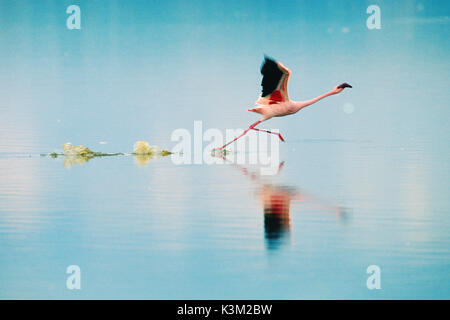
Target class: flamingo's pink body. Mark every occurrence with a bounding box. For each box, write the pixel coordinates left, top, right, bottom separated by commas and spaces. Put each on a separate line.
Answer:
250, 100, 299, 120
219, 57, 351, 149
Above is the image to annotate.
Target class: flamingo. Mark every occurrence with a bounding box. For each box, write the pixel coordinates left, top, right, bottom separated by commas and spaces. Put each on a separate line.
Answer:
218, 56, 352, 149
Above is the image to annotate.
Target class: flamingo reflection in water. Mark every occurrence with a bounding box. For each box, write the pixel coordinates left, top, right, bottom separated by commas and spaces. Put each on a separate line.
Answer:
224, 159, 348, 250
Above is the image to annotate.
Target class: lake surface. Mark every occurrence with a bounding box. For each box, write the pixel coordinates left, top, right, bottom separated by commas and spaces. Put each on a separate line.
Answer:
0, 136, 448, 299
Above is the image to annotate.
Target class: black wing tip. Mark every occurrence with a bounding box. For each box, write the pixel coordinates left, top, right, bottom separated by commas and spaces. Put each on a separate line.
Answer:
338, 82, 352, 89
260, 54, 284, 96
263, 54, 277, 63
261, 55, 279, 74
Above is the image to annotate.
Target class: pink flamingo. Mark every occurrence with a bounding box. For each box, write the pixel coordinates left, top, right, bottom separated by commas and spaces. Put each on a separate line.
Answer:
219, 56, 352, 149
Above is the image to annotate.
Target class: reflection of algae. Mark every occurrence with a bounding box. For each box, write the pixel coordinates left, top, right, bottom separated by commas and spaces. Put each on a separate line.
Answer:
132, 141, 172, 167
63, 155, 91, 168
133, 154, 155, 167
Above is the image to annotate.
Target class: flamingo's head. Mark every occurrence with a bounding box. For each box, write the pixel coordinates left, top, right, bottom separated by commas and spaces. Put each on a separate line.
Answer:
333, 83, 352, 94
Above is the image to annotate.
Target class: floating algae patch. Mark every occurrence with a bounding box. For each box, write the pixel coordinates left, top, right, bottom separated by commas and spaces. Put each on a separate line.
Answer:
133, 141, 172, 156
62, 143, 123, 157
41, 143, 125, 168
41, 141, 170, 168
60, 143, 94, 168
62, 143, 125, 168
133, 141, 153, 154
160, 150, 172, 156
63, 142, 96, 157
132, 141, 172, 167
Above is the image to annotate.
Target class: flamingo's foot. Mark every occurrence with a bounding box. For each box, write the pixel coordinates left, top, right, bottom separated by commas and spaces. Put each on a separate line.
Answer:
211, 148, 230, 157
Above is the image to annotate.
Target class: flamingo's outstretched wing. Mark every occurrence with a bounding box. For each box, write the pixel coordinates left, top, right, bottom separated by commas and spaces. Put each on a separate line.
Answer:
256, 56, 291, 105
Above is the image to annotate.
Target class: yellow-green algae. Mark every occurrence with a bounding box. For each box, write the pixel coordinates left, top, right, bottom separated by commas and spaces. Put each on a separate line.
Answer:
132, 141, 172, 167
42, 141, 172, 168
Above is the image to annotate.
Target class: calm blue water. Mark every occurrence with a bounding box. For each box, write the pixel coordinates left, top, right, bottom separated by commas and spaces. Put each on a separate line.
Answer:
0, 0, 449, 299
0, 137, 448, 299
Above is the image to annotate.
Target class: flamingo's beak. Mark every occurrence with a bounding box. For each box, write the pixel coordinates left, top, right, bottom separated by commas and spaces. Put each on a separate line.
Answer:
338, 83, 352, 89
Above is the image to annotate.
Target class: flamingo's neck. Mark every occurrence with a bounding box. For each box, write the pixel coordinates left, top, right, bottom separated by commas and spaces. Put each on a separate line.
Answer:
292, 90, 336, 112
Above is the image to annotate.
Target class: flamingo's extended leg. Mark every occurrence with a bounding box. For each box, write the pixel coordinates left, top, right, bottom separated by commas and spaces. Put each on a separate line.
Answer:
251, 128, 285, 142
219, 120, 262, 149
